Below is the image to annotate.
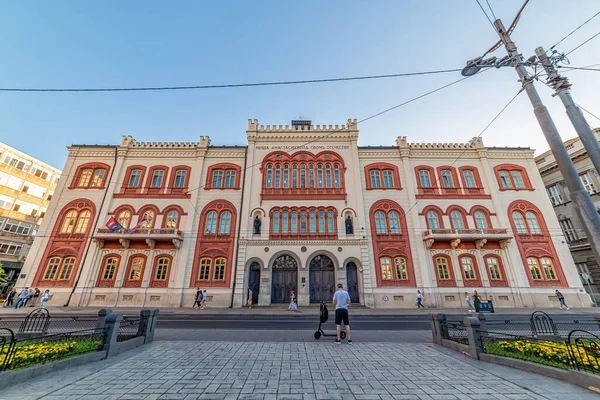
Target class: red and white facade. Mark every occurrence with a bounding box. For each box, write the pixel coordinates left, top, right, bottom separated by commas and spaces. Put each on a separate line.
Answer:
16, 119, 591, 308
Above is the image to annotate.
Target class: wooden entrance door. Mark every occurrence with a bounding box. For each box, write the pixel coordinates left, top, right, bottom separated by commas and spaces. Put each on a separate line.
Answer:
309, 255, 335, 303
248, 262, 260, 305
271, 255, 298, 304
346, 262, 359, 303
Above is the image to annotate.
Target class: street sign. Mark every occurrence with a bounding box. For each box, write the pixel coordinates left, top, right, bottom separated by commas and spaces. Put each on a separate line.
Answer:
582, 272, 590, 282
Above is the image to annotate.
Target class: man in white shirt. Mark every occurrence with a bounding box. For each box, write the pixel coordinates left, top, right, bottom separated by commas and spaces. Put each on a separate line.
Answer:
332, 283, 352, 345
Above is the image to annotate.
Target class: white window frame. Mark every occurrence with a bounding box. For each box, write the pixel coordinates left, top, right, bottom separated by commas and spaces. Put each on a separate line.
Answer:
559, 218, 578, 242
580, 172, 597, 194
547, 184, 563, 206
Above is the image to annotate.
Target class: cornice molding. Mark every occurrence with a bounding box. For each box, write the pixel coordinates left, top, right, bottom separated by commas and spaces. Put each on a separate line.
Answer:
239, 239, 368, 246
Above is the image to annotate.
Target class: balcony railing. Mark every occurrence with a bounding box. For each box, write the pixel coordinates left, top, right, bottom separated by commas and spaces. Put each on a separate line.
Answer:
95, 228, 182, 238
423, 228, 510, 237
0, 208, 40, 224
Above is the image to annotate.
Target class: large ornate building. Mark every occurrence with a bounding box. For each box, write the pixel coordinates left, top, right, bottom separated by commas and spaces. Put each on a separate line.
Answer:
16, 120, 591, 308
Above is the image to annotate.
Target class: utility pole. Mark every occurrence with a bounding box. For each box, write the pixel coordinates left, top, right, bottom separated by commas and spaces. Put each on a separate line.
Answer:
493, 19, 600, 279
535, 47, 600, 176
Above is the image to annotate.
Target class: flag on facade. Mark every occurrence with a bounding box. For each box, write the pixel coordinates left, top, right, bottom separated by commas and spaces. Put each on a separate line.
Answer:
128, 218, 147, 234
105, 217, 123, 232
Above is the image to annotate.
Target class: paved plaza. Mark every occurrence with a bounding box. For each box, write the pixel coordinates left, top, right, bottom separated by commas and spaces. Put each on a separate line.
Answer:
1, 340, 597, 400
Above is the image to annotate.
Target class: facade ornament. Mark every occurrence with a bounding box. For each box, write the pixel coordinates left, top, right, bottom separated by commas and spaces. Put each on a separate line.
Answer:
425, 239, 435, 249
500, 239, 511, 249
94, 238, 105, 248
345, 216, 353, 234
145, 239, 156, 250
253, 215, 261, 235
450, 238, 461, 249
172, 239, 181, 250
475, 239, 487, 249
118, 239, 130, 249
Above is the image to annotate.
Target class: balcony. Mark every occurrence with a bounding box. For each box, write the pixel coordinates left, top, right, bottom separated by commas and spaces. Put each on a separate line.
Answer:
0, 163, 54, 188
423, 228, 512, 249
0, 208, 40, 224
93, 228, 183, 250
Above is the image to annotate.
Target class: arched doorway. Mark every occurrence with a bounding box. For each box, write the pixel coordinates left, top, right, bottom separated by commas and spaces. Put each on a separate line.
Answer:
346, 262, 359, 303
248, 262, 261, 305
309, 255, 335, 303
271, 255, 298, 303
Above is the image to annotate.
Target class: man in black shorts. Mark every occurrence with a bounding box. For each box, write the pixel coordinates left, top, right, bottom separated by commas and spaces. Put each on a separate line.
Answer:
332, 283, 352, 344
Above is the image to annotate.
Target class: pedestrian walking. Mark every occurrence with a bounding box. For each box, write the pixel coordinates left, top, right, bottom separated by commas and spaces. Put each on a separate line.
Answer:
247, 288, 253, 309
40, 290, 50, 309
14, 288, 29, 309
556, 290, 570, 310
473, 290, 481, 312
288, 290, 297, 311
201, 290, 207, 308
333, 283, 352, 344
23, 288, 34, 307
416, 290, 425, 309
193, 288, 201, 308
4, 289, 16, 308
197, 290, 204, 309
30, 288, 41, 307
465, 292, 475, 313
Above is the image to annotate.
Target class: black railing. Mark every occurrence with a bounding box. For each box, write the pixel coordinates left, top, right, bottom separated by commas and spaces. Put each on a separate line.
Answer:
441, 321, 469, 344
566, 330, 600, 375
117, 316, 147, 342
0, 327, 105, 372
530, 311, 558, 337
0, 309, 98, 335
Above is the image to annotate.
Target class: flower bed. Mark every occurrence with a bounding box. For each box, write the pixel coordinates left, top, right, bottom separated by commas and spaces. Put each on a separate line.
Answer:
1, 337, 102, 371
483, 339, 600, 373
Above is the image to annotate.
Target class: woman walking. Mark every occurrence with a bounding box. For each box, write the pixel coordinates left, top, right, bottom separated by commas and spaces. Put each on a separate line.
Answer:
4, 289, 16, 308
416, 290, 425, 310
248, 288, 253, 309
40, 290, 50, 309
288, 290, 297, 311
473, 290, 481, 312
465, 292, 475, 313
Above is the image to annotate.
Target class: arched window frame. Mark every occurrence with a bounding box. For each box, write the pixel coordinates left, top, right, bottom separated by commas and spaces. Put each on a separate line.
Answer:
458, 166, 485, 195
458, 255, 482, 287
422, 206, 445, 230
137, 205, 159, 230
365, 163, 401, 190
145, 165, 168, 193
414, 166, 438, 196
206, 163, 241, 190
123, 254, 147, 287
119, 165, 147, 195
436, 166, 461, 195
269, 207, 337, 239
483, 255, 508, 287
433, 254, 456, 287
447, 206, 468, 230
150, 255, 173, 288
219, 211, 232, 235
388, 211, 401, 234
60, 210, 78, 234
161, 205, 185, 229
494, 164, 534, 191
96, 254, 121, 287
70, 162, 110, 190
469, 206, 493, 230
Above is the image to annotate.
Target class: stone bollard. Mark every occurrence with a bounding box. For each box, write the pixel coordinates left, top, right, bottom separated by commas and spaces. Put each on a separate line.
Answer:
139, 309, 150, 337
429, 313, 447, 345
95, 308, 113, 331
102, 313, 123, 358
143, 309, 160, 344
464, 316, 483, 359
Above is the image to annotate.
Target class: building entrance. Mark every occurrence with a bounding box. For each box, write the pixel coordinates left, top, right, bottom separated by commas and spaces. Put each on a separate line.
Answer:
248, 262, 260, 305
309, 255, 335, 303
346, 262, 359, 303
271, 255, 298, 304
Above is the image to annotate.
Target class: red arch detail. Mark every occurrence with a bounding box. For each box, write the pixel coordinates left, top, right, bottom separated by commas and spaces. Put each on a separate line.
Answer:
432, 253, 457, 287
96, 253, 122, 287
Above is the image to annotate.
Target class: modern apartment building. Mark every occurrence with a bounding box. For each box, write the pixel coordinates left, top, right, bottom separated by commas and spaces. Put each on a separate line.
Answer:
0, 142, 61, 291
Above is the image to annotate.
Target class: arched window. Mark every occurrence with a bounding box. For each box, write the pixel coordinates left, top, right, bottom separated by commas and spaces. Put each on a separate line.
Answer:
427, 211, 440, 229
541, 257, 557, 280
419, 170, 431, 188
102, 257, 119, 280
214, 258, 226, 280
527, 258, 543, 280
43, 257, 61, 280
117, 210, 131, 229
198, 258, 211, 280
266, 165, 273, 188
450, 211, 464, 229
370, 170, 381, 189
128, 257, 145, 281
273, 211, 280, 234
225, 170, 236, 188
436, 257, 451, 280
165, 211, 179, 229
317, 164, 323, 188
388, 211, 401, 234
219, 211, 231, 234
327, 210, 334, 233
282, 211, 289, 233
140, 210, 154, 229
300, 211, 307, 234
74, 210, 91, 234
380, 257, 393, 280
309, 165, 315, 188
212, 170, 223, 188
292, 164, 298, 188
205, 211, 218, 234
512, 211, 528, 234
309, 211, 316, 233
486, 257, 502, 280
318, 211, 325, 232
291, 211, 298, 233
128, 169, 142, 187
60, 210, 77, 233
462, 170, 476, 188
334, 164, 340, 188
325, 164, 332, 188
174, 169, 187, 188
441, 170, 454, 188
78, 169, 92, 187
383, 170, 394, 188
460, 257, 476, 280
154, 257, 170, 281
526, 212, 541, 234
151, 170, 164, 188
59, 257, 76, 280
395, 257, 407, 280
274, 165, 281, 188
375, 211, 386, 234
283, 164, 289, 188
474, 211, 488, 229
300, 164, 306, 188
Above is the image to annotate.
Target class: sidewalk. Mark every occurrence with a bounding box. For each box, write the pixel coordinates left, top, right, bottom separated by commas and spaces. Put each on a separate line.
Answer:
1, 304, 599, 317
0, 340, 596, 400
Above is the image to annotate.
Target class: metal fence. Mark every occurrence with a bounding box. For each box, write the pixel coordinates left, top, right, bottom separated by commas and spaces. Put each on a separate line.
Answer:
0, 314, 98, 335
117, 316, 147, 342
0, 327, 105, 372
566, 330, 600, 375
441, 320, 469, 344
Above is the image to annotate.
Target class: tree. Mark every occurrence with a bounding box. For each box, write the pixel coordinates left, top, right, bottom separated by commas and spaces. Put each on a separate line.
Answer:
0, 262, 6, 284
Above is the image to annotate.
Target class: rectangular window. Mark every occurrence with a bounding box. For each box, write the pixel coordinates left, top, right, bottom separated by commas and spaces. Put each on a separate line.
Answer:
129, 258, 144, 280
214, 258, 226, 280
0, 241, 22, 255
463, 170, 476, 188
461, 258, 476, 280
174, 170, 187, 188
441, 170, 454, 188
511, 171, 525, 189
78, 169, 93, 187
395, 257, 407, 280
199, 258, 211, 280
383, 170, 394, 188
419, 170, 431, 188
370, 171, 381, 188
225, 170, 236, 188
44, 257, 61, 280
499, 171, 512, 188
151, 170, 164, 188
559, 218, 578, 242
580, 172, 597, 194
300, 213, 307, 234
91, 170, 105, 187
58, 257, 76, 280
487, 258, 502, 280
102, 258, 118, 280
212, 170, 223, 188
3, 221, 32, 235
380, 258, 392, 280
527, 258, 543, 280
547, 184, 563, 206
155, 258, 170, 281
436, 257, 450, 280
128, 170, 142, 187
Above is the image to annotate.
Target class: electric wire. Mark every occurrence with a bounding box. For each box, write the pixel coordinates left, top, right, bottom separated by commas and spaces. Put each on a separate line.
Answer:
0, 69, 463, 93
550, 10, 600, 50
485, 0, 497, 21
475, 0, 496, 31
565, 29, 600, 56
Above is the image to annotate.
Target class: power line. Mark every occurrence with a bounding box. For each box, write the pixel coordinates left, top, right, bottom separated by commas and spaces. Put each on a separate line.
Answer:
550, 10, 600, 50
558, 66, 600, 72
475, 0, 496, 30
485, 0, 497, 21
0, 68, 462, 93
577, 104, 600, 123
566, 29, 600, 56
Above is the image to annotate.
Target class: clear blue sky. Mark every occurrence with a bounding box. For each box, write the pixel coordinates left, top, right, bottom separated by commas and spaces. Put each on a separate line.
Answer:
1, 0, 599, 169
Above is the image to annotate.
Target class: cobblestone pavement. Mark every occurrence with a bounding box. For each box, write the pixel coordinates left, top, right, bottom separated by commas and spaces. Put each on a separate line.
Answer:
3, 341, 597, 400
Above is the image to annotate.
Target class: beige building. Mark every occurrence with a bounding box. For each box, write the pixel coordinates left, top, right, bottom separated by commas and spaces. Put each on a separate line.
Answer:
0, 142, 61, 291
15, 120, 591, 308
536, 128, 600, 302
